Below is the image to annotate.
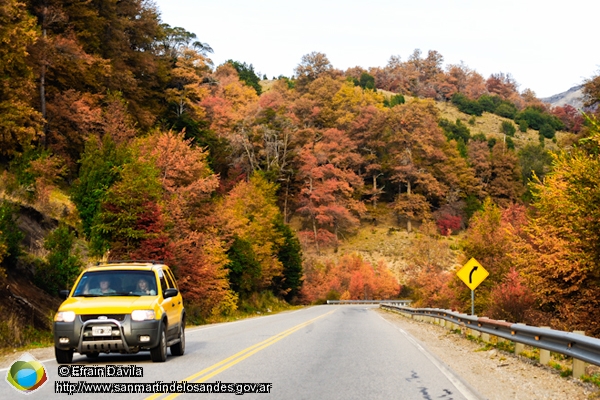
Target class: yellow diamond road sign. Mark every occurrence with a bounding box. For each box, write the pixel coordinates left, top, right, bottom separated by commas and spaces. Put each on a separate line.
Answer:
457, 258, 489, 290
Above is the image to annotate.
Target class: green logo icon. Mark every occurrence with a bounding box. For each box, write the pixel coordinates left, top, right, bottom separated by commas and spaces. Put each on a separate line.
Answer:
6, 353, 48, 394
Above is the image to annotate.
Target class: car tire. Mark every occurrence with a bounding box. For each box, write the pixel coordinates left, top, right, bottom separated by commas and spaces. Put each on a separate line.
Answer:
150, 326, 167, 362
170, 323, 185, 356
55, 347, 73, 364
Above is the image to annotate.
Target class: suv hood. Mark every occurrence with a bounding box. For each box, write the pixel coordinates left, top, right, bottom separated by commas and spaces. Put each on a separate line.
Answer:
59, 296, 158, 314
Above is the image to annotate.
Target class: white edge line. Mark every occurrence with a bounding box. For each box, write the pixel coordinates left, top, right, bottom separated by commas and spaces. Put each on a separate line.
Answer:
377, 313, 483, 400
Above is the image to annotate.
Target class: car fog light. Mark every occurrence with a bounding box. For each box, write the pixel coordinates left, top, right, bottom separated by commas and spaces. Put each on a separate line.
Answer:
59, 337, 70, 344
140, 335, 150, 342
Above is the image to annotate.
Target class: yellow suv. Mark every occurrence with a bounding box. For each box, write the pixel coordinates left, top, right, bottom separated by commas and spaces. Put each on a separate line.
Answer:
53, 261, 185, 363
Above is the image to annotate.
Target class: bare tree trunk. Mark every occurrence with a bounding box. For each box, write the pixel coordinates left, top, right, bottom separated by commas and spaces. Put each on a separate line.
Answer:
312, 216, 319, 255
406, 180, 412, 233
283, 180, 289, 224
372, 174, 378, 207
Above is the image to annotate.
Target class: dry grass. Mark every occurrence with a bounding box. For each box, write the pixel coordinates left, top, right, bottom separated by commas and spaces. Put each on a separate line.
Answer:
297, 204, 461, 282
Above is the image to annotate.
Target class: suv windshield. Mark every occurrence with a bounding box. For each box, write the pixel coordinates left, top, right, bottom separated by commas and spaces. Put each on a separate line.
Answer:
72, 270, 157, 297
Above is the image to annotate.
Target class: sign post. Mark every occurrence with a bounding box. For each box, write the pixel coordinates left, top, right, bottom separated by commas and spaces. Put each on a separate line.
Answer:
457, 258, 489, 316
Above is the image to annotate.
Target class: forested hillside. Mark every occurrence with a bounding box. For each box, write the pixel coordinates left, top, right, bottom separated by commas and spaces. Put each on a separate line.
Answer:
1, 0, 600, 343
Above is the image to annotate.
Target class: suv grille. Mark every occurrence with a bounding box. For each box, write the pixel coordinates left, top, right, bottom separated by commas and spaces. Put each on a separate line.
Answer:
80, 314, 126, 322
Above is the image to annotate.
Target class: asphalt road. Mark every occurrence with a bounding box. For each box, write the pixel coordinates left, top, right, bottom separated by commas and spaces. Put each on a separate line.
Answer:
3, 305, 482, 399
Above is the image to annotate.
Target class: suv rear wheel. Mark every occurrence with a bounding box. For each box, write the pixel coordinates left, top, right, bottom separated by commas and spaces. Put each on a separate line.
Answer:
55, 347, 73, 364
150, 326, 167, 362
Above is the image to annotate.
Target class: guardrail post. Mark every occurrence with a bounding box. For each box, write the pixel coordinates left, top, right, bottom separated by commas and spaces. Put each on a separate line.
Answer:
481, 332, 490, 343
514, 323, 525, 355
539, 327, 551, 365
572, 331, 588, 379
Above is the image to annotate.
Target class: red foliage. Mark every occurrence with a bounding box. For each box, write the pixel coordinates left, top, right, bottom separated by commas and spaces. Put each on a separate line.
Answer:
409, 266, 456, 309
551, 105, 583, 133
435, 214, 462, 236
488, 268, 534, 323
128, 201, 172, 262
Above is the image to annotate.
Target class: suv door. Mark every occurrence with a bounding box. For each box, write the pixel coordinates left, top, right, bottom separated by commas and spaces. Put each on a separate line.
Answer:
158, 268, 180, 339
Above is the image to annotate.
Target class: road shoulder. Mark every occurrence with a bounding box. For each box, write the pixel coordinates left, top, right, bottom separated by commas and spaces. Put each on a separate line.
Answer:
376, 308, 599, 400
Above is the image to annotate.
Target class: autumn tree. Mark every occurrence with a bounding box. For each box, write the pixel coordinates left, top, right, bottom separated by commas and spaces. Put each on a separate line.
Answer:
165, 48, 211, 123
218, 174, 285, 293
486, 142, 525, 206
0, 0, 42, 156
137, 130, 233, 318
295, 128, 365, 252
347, 105, 390, 206
387, 100, 448, 231
510, 118, 600, 335
486, 72, 519, 100
294, 52, 335, 93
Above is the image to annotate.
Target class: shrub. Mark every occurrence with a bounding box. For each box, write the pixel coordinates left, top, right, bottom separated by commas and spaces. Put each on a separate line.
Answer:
517, 119, 528, 132
506, 137, 515, 150
501, 121, 516, 137
488, 268, 534, 323
494, 103, 518, 119
517, 106, 564, 131
359, 72, 375, 90
477, 94, 501, 113
385, 93, 405, 107
436, 214, 462, 235
452, 93, 483, 116
539, 123, 556, 139
439, 118, 471, 143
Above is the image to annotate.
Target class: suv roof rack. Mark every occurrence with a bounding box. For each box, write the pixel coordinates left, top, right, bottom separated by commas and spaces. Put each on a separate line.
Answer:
96, 260, 163, 265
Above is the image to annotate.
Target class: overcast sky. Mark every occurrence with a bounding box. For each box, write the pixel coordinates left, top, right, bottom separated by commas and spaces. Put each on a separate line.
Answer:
154, 0, 598, 98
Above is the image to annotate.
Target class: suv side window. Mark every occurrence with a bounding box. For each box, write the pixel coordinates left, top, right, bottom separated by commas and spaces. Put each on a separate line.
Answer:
158, 269, 169, 292
165, 269, 178, 289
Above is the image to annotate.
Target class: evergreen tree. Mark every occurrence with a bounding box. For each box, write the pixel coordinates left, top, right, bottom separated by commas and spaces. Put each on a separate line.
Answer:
272, 219, 303, 302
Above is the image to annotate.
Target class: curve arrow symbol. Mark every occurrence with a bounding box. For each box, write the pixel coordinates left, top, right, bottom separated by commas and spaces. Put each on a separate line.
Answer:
469, 266, 478, 284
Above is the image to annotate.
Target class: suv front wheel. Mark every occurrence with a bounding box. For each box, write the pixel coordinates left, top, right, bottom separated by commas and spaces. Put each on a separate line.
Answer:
150, 326, 167, 362
55, 347, 73, 364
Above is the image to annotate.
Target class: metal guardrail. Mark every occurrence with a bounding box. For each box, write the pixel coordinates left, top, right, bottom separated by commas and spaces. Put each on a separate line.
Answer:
380, 304, 600, 368
327, 300, 412, 305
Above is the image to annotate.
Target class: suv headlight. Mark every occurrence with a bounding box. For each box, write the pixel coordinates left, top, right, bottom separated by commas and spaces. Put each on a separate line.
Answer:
131, 310, 156, 321
55, 311, 76, 322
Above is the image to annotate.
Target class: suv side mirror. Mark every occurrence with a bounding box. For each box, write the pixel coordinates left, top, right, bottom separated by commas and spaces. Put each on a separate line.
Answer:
59, 290, 70, 300
163, 288, 178, 299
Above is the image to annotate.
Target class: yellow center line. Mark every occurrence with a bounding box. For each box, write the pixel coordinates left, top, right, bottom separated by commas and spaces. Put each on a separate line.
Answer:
146, 309, 336, 400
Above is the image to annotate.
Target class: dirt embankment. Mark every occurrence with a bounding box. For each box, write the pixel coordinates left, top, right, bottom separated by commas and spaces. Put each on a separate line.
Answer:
0, 204, 61, 349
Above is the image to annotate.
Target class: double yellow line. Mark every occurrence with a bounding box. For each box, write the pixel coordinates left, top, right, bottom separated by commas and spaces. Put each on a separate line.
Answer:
146, 309, 336, 400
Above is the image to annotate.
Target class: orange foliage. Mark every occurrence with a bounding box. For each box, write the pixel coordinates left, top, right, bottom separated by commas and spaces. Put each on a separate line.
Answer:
301, 254, 399, 302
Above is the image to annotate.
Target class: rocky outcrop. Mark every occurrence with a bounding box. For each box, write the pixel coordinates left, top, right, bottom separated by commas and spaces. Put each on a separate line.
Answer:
541, 85, 585, 109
